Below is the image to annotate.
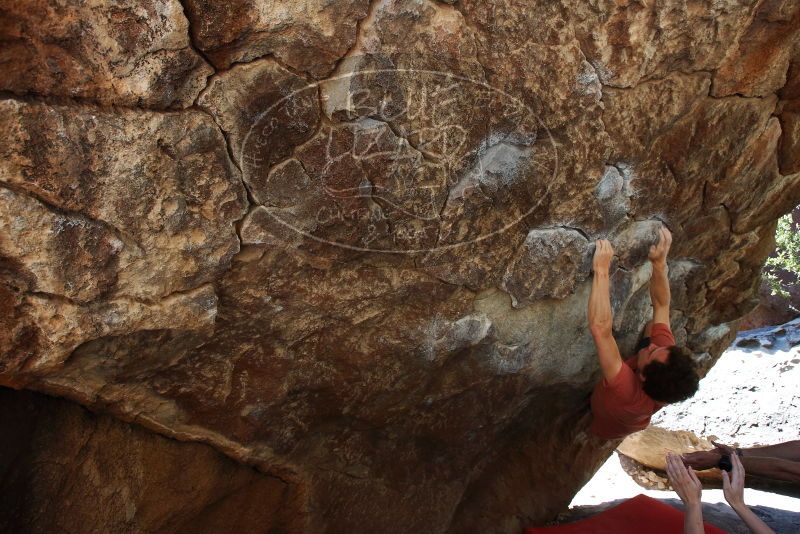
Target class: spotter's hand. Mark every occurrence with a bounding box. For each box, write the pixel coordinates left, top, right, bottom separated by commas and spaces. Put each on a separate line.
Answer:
666, 452, 703, 506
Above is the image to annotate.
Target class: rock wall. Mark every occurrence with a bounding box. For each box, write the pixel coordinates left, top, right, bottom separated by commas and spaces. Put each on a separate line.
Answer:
1, 0, 800, 532
0, 387, 299, 534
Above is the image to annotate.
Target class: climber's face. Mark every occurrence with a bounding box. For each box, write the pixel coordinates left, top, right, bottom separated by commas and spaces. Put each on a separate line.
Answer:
637, 344, 670, 380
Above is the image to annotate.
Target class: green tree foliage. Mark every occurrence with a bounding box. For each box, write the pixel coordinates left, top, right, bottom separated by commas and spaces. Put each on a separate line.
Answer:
764, 210, 800, 300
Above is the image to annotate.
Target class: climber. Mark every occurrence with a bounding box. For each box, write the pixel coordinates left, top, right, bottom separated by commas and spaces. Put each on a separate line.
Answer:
587, 224, 700, 440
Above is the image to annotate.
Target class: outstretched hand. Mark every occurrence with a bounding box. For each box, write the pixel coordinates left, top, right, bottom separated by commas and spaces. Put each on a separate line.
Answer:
682, 441, 734, 470
649, 225, 672, 264
721, 449, 776, 534
666, 452, 703, 506
593, 239, 614, 274
722, 450, 747, 508
712, 441, 736, 456
682, 448, 723, 470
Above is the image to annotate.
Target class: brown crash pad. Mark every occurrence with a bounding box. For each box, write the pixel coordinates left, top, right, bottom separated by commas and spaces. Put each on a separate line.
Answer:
617, 426, 800, 498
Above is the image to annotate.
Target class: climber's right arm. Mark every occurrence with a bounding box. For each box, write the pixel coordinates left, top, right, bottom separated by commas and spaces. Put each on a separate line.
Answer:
648, 225, 672, 325
589, 240, 622, 381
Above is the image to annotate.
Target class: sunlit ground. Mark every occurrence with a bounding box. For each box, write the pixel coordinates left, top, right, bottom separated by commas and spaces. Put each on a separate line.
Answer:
571, 319, 800, 512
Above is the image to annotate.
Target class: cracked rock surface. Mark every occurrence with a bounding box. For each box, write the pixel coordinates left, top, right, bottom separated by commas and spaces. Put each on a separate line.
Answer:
0, 387, 300, 534
1, 0, 213, 107
1, 0, 800, 532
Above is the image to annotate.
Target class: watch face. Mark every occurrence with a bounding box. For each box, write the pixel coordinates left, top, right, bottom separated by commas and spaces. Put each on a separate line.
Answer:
718, 455, 733, 472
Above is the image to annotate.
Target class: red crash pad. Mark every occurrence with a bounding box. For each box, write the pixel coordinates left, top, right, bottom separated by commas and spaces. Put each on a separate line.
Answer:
524, 494, 727, 534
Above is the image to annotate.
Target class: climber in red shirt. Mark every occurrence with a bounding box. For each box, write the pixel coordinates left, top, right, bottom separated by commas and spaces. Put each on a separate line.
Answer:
588, 225, 700, 440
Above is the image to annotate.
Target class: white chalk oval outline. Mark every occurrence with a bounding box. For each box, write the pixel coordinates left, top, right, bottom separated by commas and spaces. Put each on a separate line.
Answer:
240, 67, 559, 254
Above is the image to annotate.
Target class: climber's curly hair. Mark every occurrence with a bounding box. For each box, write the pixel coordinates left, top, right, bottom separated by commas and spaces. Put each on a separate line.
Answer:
641, 345, 699, 404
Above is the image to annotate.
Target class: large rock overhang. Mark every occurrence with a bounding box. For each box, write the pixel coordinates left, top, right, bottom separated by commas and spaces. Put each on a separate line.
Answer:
1, 0, 799, 532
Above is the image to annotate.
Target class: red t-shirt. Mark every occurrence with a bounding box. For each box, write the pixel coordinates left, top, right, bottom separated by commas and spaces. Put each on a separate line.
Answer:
589, 323, 676, 440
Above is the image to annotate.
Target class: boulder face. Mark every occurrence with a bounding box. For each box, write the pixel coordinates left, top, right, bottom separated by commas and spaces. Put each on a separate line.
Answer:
0, 387, 300, 534
0, 0, 213, 107
1, 0, 799, 532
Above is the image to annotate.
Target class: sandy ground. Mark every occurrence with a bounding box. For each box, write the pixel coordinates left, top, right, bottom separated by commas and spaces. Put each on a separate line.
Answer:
571, 319, 800, 513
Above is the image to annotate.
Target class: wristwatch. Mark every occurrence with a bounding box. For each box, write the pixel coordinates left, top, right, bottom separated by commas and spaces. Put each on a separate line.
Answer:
718, 454, 732, 472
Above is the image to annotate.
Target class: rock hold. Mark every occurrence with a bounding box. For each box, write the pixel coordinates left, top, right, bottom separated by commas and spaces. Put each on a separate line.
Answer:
501, 227, 591, 307
595, 164, 633, 229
